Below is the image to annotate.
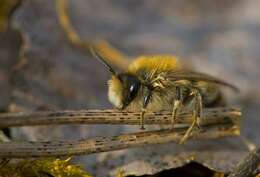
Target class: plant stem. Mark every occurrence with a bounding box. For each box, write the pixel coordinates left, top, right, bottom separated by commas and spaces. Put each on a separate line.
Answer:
0, 123, 239, 158
0, 107, 240, 127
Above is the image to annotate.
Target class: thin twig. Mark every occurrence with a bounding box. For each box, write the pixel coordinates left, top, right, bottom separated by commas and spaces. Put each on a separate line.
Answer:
55, 0, 130, 70
228, 147, 260, 177
0, 122, 239, 158
0, 107, 241, 127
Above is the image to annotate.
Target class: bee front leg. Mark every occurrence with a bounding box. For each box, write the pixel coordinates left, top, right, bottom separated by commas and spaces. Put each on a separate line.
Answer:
179, 88, 202, 144
171, 86, 182, 129
140, 108, 146, 130
140, 88, 152, 130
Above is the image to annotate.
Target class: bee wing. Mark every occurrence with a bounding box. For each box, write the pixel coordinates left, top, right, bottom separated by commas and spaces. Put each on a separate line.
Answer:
167, 70, 239, 92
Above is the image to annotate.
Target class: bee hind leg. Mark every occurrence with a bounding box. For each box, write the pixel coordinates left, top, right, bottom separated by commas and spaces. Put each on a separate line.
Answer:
179, 89, 202, 144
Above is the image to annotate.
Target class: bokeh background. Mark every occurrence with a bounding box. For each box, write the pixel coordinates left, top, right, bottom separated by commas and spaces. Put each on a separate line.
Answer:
1, 0, 260, 176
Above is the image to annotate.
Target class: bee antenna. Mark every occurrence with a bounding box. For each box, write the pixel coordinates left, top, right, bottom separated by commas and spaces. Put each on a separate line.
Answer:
90, 47, 117, 76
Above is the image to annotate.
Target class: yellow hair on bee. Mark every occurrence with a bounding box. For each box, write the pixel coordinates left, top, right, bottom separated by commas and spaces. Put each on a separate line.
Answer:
128, 55, 182, 74
108, 76, 123, 108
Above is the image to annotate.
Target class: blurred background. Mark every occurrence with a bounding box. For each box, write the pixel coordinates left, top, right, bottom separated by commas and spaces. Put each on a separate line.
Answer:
1, 0, 260, 176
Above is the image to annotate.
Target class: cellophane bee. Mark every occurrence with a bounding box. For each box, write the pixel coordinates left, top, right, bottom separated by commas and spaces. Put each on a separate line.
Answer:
91, 49, 238, 143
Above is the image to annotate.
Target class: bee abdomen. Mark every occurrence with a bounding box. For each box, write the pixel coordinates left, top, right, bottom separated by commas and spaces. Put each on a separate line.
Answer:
197, 82, 226, 107
203, 91, 226, 107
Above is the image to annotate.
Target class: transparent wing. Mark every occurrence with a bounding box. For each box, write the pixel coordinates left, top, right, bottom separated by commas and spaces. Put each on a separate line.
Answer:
166, 70, 239, 92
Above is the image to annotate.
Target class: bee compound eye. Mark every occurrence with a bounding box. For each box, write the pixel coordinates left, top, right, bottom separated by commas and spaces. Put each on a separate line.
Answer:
130, 85, 135, 92
129, 83, 139, 96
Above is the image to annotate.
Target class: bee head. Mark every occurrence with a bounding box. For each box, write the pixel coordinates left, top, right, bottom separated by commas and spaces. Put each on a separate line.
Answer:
90, 47, 141, 109
108, 74, 141, 109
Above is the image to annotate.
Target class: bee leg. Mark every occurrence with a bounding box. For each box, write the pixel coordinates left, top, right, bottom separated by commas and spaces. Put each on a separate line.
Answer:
171, 86, 182, 129
179, 89, 202, 144
140, 88, 152, 130
195, 90, 203, 130
140, 108, 146, 130
179, 110, 198, 144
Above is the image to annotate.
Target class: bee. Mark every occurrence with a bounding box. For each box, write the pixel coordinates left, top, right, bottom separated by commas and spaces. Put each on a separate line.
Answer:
91, 49, 238, 143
